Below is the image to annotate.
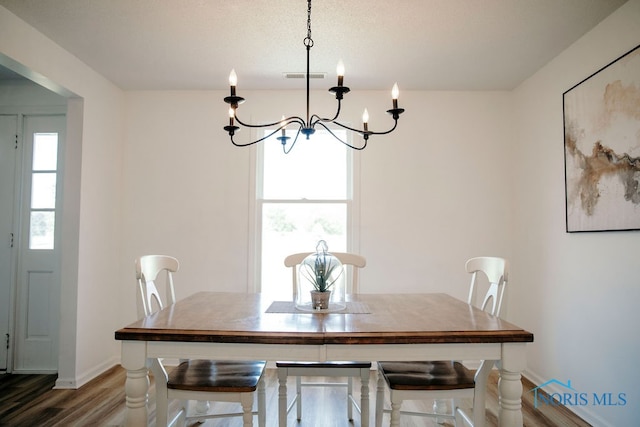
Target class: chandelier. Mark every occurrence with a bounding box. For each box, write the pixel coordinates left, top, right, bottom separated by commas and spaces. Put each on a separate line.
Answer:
223, 0, 405, 154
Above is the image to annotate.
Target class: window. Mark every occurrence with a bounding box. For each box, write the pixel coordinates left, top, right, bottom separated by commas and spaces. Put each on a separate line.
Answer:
257, 129, 353, 299
29, 133, 58, 250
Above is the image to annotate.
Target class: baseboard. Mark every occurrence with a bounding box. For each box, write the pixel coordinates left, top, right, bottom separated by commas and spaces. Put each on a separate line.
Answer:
9, 369, 57, 375
54, 356, 120, 389
523, 368, 614, 427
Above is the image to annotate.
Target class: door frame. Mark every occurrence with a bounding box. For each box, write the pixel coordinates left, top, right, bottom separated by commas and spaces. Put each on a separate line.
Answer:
0, 107, 66, 374
0, 114, 20, 373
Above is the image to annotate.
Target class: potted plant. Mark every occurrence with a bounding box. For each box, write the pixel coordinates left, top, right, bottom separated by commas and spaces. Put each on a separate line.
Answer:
300, 240, 343, 310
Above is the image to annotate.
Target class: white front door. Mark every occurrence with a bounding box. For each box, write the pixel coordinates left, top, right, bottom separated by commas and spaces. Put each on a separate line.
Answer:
13, 115, 65, 373
0, 115, 18, 372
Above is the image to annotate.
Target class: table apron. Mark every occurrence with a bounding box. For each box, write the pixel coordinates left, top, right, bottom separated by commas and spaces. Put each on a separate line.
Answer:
142, 341, 503, 362
327, 343, 501, 361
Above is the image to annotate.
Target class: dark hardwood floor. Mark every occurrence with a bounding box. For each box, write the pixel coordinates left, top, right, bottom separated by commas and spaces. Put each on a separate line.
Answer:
0, 366, 591, 426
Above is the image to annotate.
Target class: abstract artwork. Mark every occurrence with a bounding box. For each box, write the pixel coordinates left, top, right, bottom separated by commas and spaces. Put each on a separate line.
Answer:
563, 44, 640, 232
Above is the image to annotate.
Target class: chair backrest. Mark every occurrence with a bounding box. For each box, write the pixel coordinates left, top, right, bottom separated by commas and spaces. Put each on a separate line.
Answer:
135, 255, 180, 318
285, 252, 366, 298
465, 256, 509, 317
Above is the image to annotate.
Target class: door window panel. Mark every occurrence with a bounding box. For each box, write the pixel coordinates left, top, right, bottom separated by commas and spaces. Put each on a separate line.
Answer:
30, 173, 57, 209
32, 133, 58, 170
29, 133, 58, 250
29, 212, 56, 250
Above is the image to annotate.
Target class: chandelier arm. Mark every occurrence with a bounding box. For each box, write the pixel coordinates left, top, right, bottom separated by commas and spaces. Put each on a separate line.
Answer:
331, 118, 399, 136
285, 117, 307, 127
309, 108, 340, 127
308, 97, 344, 128
230, 126, 287, 147
230, 134, 260, 147
323, 120, 367, 135
364, 119, 399, 136
282, 126, 303, 154
315, 122, 368, 150
234, 113, 306, 129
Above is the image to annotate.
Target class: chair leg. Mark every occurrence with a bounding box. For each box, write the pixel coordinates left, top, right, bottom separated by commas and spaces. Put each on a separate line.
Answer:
472, 393, 487, 427
390, 393, 402, 427
433, 398, 448, 424
295, 376, 302, 421
240, 393, 254, 427
375, 372, 385, 427
155, 388, 169, 426
470, 360, 493, 427
454, 399, 466, 427
360, 368, 370, 427
258, 376, 266, 427
347, 376, 354, 421
174, 400, 187, 427
277, 368, 288, 427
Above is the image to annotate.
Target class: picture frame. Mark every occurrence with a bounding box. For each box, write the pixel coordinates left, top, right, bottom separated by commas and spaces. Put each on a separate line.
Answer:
563, 44, 640, 232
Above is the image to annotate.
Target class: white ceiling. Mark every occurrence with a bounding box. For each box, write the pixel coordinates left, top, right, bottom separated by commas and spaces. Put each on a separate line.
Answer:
0, 0, 628, 91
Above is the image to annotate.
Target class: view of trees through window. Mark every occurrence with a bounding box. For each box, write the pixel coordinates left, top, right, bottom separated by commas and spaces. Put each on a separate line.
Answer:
259, 129, 350, 300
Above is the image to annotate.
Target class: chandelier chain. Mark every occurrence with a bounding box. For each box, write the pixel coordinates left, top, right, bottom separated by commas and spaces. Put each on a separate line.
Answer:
307, 0, 312, 39
305, 0, 313, 47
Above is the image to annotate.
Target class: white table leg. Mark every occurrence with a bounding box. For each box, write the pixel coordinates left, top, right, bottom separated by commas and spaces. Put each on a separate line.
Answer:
121, 341, 149, 427
277, 367, 288, 427
360, 367, 370, 427
499, 343, 526, 427
389, 399, 401, 427
125, 368, 149, 426
375, 372, 384, 427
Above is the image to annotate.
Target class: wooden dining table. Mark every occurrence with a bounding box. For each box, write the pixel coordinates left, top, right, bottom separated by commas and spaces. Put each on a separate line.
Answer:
115, 292, 533, 427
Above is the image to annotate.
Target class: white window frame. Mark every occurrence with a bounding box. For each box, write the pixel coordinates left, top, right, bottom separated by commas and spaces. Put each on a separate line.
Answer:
248, 129, 360, 293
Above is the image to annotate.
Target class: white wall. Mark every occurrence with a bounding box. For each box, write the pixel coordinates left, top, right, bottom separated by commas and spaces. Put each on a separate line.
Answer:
120, 89, 513, 321
0, 6, 125, 387
121, 90, 253, 315
358, 91, 513, 299
510, 0, 640, 425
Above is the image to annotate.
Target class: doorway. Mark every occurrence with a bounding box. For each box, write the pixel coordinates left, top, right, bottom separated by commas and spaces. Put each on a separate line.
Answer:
0, 78, 67, 374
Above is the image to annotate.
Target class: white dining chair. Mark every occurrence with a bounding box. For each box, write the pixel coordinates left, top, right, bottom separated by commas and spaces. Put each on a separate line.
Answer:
136, 254, 267, 427
375, 256, 509, 427
276, 251, 370, 427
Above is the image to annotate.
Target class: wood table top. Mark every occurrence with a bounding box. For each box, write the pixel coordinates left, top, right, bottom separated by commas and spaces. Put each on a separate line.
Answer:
115, 292, 533, 345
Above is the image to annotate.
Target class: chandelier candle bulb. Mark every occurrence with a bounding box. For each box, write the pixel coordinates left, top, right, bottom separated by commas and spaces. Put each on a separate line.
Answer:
362, 108, 369, 132
229, 69, 237, 96
280, 116, 286, 137
228, 107, 235, 126
336, 60, 345, 87
392, 83, 399, 109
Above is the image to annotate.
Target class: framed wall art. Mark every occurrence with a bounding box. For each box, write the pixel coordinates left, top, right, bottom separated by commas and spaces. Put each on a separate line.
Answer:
563, 44, 640, 232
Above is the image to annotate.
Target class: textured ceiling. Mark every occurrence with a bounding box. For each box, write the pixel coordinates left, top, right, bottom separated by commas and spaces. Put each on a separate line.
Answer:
0, 0, 628, 91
